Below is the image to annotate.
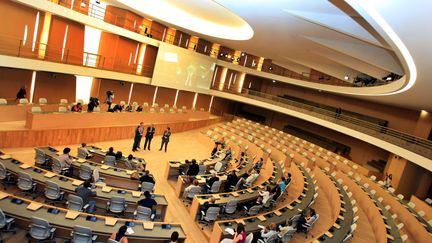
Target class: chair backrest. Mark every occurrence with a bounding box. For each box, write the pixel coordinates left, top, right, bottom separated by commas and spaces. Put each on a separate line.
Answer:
342, 233, 352, 243
31, 106, 42, 113
224, 200, 239, 214
135, 206, 152, 221
248, 205, 262, 216
210, 180, 222, 193
0, 162, 7, 180
58, 106, 67, 113
119, 100, 126, 106
0, 209, 7, 228
169, 108, 175, 113
214, 161, 223, 172
149, 108, 155, 113
153, 103, 159, 107
18, 171, 33, 191
79, 165, 92, 181
266, 231, 279, 243
104, 155, 116, 166
177, 108, 183, 113
67, 194, 84, 211
29, 216, 51, 240
204, 207, 220, 221
140, 182, 155, 192
245, 233, 253, 243
187, 186, 201, 198
60, 99, 68, 104
159, 108, 165, 113
39, 98, 47, 104
198, 165, 207, 175
0, 98, 7, 105
109, 196, 126, 213
182, 106, 186, 110
51, 157, 63, 174
93, 106, 100, 112
143, 102, 149, 107
19, 98, 29, 104
107, 239, 120, 243
234, 178, 243, 190
72, 225, 93, 243
93, 169, 101, 182
77, 148, 88, 159
45, 180, 61, 199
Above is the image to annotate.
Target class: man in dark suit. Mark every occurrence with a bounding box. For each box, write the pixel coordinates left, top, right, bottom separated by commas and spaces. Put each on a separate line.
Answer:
144, 124, 155, 150
132, 122, 144, 152
159, 127, 171, 152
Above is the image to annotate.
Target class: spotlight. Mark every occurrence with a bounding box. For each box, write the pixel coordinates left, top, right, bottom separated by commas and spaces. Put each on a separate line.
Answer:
269, 66, 273, 71
138, 25, 143, 29
241, 52, 245, 57
220, 53, 224, 57
272, 80, 276, 83
227, 54, 231, 59
386, 76, 393, 81
344, 75, 349, 80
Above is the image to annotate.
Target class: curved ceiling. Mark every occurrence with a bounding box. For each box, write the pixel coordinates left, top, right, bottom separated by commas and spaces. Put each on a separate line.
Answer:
108, 0, 430, 110
115, 0, 254, 40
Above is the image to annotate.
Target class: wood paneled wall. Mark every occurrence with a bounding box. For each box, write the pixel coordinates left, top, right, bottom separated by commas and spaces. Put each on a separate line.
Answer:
0, 67, 33, 101
33, 71, 76, 103
176, 90, 195, 109
155, 87, 176, 106
130, 83, 155, 105
97, 78, 131, 105
0, 117, 222, 148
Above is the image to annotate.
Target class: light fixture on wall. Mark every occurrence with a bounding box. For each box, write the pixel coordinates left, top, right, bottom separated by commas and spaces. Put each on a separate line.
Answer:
272, 80, 276, 83
269, 66, 273, 71
344, 75, 349, 80
241, 52, 245, 57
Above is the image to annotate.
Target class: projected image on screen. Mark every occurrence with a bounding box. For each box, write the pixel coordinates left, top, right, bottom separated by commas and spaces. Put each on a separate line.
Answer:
152, 43, 216, 93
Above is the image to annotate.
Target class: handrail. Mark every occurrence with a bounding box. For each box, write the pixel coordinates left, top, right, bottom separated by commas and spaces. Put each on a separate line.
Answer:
46, 0, 393, 88
212, 85, 432, 160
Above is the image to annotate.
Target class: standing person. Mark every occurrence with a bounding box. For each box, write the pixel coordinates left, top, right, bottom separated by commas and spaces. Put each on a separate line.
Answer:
144, 124, 155, 150
16, 85, 27, 100
105, 90, 114, 110
132, 122, 144, 152
159, 127, 171, 152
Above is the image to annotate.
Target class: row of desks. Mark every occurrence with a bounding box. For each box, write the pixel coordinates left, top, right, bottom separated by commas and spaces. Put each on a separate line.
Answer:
84, 145, 146, 170
0, 190, 185, 243
209, 163, 315, 243
0, 155, 168, 220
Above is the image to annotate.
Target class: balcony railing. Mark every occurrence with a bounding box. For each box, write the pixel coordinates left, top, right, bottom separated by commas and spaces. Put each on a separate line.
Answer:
212, 85, 432, 160
0, 35, 154, 77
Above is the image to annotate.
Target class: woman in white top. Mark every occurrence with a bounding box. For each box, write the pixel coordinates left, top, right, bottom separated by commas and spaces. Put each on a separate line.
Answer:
259, 186, 272, 204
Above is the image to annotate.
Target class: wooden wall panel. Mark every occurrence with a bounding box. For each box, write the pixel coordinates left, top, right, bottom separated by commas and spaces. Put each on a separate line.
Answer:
97, 79, 131, 105
173, 30, 190, 49
0, 1, 44, 58
98, 32, 118, 69
113, 36, 139, 73
176, 90, 195, 109
130, 83, 155, 105
150, 21, 166, 41
33, 71, 76, 103
218, 46, 235, 62
0, 67, 33, 101
0, 117, 222, 148
46, 16, 84, 65
155, 87, 176, 106
196, 38, 212, 56
195, 94, 212, 111
142, 45, 158, 77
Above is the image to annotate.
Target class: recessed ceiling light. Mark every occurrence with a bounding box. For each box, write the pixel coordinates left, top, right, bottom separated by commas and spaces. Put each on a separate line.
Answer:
344, 75, 349, 80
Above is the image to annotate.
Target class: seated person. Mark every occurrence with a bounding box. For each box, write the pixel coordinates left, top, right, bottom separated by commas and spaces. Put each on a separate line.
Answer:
178, 159, 191, 175
240, 151, 248, 161
224, 170, 239, 192
58, 147, 74, 176
259, 186, 272, 205
75, 180, 96, 213
137, 191, 157, 209
210, 144, 219, 158
79, 143, 92, 159
124, 105, 133, 112
200, 197, 218, 220
286, 173, 292, 186
106, 147, 116, 157
136, 105, 143, 112
271, 185, 282, 201
297, 209, 318, 233
112, 104, 124, 112
252, 222, 278, 243
215, 137, 226, 147
253, 158, 264, 170
205, 171, 220, 193
222, 147, 233, 162
87, 97, 99, 112
183, 179, 201, 199
279, 220, 296, 236
220, 223, 247, 243
243, 195, 263, 210
278, 177, 287, 192
244, 169, 260, 186
186, 159, 199, 176
109, 225, 128, 243
139, 170, 156, 184
125, 154, 145, 171
71, 102, 83, 112
115, 151, 123, 160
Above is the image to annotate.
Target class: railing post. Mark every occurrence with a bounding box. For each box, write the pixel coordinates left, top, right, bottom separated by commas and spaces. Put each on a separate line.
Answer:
18, 40, 22, 57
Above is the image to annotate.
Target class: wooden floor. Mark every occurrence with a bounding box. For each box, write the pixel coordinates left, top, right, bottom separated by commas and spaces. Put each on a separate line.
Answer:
0, 124, 373, 243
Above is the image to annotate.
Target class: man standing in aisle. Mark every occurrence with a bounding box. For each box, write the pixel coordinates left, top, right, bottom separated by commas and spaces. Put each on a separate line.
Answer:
144, 124, 155, 150
132, 122, 144, 152
159, 127, 171, 152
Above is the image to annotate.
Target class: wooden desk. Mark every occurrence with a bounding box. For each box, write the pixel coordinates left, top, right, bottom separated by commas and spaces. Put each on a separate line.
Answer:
0, 103, 61, 122
39, 147, 139, 190
1, 157, 168, 221
209, 164, 315, 243
26, 110, 212, 129
85, 145, 146, 170
0, 193, 184, 243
